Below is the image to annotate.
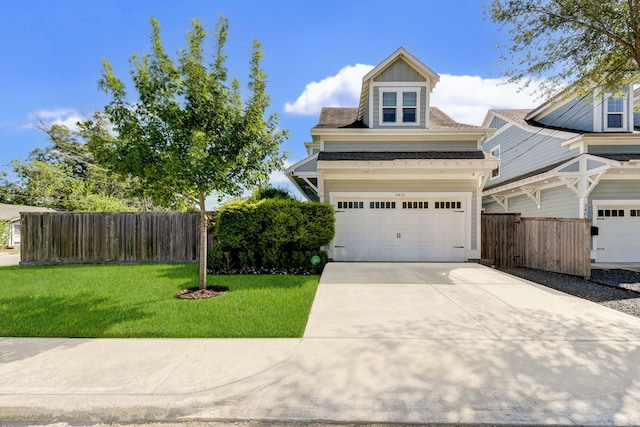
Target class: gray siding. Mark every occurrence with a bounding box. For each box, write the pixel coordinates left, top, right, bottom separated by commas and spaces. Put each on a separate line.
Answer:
324, 140, 478, 152
324, 179, 479, 250
483, 185, 578, 218
483, 125, 577, 186
489, 116, 507, 130
511, 186, 578, 218
373, 59, 426, 83
588, 179, 640, 217
294, 158, 317, 173
536, 97, 593, 132
588, 145, 640, 154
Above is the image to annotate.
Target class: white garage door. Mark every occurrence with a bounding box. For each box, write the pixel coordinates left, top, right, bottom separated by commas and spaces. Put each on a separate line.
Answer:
333, 197, 466, 262
595, 206, 640, 262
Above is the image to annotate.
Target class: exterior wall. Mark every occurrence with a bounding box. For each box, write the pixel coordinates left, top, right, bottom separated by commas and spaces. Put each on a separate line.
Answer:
535, 97, 594, 132
324, 140, 478, 152
373, 59, 427, 83
483, 125, 577, 187
588, 145, 640, 155
323, 179, 479, 250
489, 116, 507, 130
295, 158, 317, 172
483, 185, 578, 218
588, 179, 640, 217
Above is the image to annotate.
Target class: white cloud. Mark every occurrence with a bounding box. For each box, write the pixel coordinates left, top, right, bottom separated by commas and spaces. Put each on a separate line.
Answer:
268, 160, 294, 185
431, 74, 539, 125
285, 67, 540, 125
28, 108, 84, 131
285, 64, 374, 115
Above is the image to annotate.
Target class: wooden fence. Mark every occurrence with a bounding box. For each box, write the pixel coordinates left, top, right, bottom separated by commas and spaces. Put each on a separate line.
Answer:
482, 213, 591, 277
20, 212, 216, 265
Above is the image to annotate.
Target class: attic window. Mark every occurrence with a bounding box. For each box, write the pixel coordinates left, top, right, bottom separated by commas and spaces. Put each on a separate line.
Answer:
606, 97, 624, 129
379, 87, 421, 126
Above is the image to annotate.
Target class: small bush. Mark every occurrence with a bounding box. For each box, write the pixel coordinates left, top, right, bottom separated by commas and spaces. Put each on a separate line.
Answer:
209, 198, 334, 274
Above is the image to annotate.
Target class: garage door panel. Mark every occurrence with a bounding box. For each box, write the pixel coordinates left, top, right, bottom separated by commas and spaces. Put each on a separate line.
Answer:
333, 196, 467, 262
595, 206, 640, 262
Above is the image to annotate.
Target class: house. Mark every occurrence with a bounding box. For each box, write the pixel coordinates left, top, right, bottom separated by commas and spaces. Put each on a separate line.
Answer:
481, 86, 640, 262
0, 203, 56, 248
286, 48, 499, 262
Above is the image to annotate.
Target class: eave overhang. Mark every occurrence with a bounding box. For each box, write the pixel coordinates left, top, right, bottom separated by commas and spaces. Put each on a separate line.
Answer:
310, 127, 496, 145
481, 154, 640, 200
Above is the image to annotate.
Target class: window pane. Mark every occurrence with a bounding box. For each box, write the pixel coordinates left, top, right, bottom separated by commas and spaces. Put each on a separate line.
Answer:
608, 98, 623, 113
403, 108, 416, 122
382, 92, 397, 106
403, 92, 417, 106
383, 108, 396, 122
608, 113, 623, 128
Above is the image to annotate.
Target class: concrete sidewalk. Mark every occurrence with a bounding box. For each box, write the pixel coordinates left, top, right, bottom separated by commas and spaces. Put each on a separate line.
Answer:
2, 263, 640, 425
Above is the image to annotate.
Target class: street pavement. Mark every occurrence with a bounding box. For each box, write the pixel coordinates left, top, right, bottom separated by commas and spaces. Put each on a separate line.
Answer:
2, 262, 640, 425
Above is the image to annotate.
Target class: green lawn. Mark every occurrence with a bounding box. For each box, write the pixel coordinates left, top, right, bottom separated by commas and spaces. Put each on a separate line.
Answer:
0, 263, 320, 338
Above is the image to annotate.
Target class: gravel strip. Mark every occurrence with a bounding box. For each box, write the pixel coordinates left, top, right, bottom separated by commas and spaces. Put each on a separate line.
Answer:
500, 267, 640, 318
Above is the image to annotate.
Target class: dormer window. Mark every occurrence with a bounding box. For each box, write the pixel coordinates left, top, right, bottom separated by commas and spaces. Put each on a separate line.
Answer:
379, 87, 421, 126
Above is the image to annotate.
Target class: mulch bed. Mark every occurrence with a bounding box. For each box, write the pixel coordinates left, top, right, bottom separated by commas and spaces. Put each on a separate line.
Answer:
175, 285, 229, 299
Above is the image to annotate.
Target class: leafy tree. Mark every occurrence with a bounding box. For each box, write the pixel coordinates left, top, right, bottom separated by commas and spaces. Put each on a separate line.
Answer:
487, 0, 640, 97
0, 219, 10, 248
92, 17, 287, 289
5, 122, 149, 211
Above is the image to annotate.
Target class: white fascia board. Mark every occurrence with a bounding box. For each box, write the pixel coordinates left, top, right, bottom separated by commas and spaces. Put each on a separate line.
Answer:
362, 47, 440, 90
311, 127, 495, 142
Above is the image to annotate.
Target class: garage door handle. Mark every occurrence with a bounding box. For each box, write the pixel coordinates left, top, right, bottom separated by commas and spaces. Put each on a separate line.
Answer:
334, 245, 345, 248
453, 246, 464, 248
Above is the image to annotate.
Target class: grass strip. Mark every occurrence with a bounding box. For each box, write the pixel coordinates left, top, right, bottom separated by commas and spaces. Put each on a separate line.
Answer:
0, 263, 319, 338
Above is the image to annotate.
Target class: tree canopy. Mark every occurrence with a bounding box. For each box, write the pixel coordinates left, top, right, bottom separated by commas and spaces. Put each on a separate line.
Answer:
91, 16, 287, 288
487, 0, 640, 98
1, 121, 149, 211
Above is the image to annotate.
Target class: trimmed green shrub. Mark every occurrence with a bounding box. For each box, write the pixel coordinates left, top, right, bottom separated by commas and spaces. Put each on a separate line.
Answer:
209, 198, 334, 274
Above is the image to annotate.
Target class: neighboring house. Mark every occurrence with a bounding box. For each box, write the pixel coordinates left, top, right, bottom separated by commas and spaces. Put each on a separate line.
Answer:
0, 203, 56, 247
286, 47, 498, 262
481, 86, 640, 262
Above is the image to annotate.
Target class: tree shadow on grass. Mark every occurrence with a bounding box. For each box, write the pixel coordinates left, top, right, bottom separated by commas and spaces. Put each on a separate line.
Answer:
0, 293, 149, 340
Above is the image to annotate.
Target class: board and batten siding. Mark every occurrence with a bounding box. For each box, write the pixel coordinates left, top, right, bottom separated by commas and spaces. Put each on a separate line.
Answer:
536, 97, 594, 132
483, 185, 578, 218
323, 179, 479, 250
373, 59, 427, 83
323, 140, 478, 152
483, 125, 577, 187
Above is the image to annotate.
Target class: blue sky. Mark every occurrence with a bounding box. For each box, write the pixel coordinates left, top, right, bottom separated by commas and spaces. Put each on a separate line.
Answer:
0, 0, 540, 203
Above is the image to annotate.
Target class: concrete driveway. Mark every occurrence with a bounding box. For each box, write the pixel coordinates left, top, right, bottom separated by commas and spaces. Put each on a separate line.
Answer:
2, 262, 640, 425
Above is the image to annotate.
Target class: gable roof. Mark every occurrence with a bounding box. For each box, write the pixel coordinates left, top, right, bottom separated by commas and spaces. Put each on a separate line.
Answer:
357, 47, 440, 122
488, 109, 532, 126
314, 107, 481, 130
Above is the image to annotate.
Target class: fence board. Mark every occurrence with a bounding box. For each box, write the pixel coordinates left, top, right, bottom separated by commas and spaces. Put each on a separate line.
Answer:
482, 213, 591, 278
19, 212, 215, 266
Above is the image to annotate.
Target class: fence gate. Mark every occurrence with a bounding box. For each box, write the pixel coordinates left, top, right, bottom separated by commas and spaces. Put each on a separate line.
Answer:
481, 213, 591, 278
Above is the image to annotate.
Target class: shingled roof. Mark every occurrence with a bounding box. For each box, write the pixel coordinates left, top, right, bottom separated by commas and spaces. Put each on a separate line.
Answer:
318, 151, 487, 161
314, 107, 482, 130
490, 109, 532, 126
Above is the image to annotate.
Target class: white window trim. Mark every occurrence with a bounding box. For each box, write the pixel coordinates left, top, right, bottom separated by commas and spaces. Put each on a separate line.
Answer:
489, 145, 501, 179
377, 86, 422, 127
604, 95, 626, 132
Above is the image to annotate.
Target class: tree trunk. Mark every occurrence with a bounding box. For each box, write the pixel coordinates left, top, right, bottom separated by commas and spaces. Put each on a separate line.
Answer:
198, 192, 207, 290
